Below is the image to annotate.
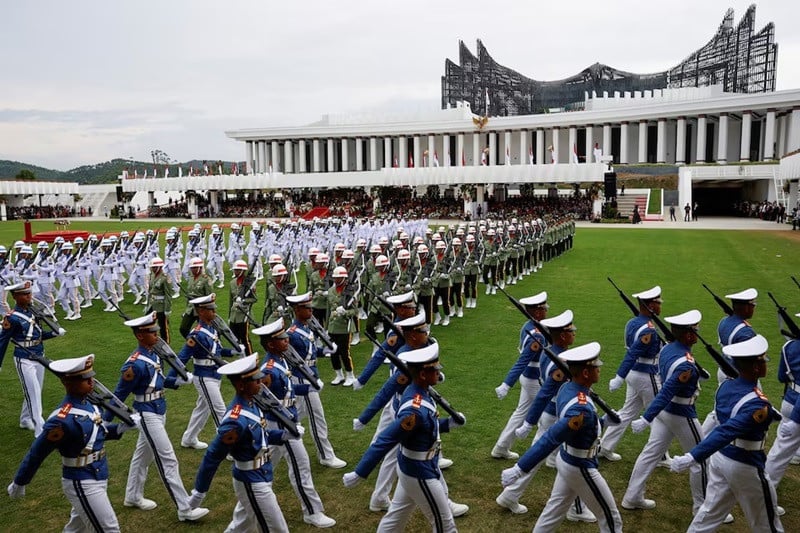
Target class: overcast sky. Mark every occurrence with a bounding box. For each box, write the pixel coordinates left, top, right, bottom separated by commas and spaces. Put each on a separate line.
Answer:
1, 0, 797, 170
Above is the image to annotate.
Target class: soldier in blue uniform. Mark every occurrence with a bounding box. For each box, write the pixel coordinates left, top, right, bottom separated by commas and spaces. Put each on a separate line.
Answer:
105, 313, 209, 522
343, 342, 466, 533
7, 355, 136, 532
672, 335, 784, 532
189, 354, 299, 533
286, 291, 347, 469
501, 342, 623, 532
254, 318, 337, 528
600, 286, 664, 462
169, 294, 240, 450
492, 291, 548, 463
0, 281, 66, 437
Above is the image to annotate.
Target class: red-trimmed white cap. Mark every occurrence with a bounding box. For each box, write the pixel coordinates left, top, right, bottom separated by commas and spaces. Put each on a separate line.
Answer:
559, 342, 603, 367
252, 317, 287, 339
540, 310, 574, 329
632, 286, 661, 301
217, 354, 264, 380
399, 342, 440, 368
725, 288, 758, 302
519, 291, 547, 307
665, 309, 702, 327
722, 334, 768, 359
51, 355, 96, 378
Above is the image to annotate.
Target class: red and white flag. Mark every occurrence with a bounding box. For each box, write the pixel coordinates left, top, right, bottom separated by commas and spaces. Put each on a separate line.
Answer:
485, 87, 490, 116
434, 150, 440, 167
178, 166, 182, 178
134, 169, 139, 179
505, 146, 511, 165
393, 156, 398, 168
408, 154, 414, 168
165, 167, 170, 178
572, 144, 579, 164
529, 146, 534, 165
233, 162, 238, 175
480, 150, 487, 166
461, 150, 465, 166
268, 163, 273, 175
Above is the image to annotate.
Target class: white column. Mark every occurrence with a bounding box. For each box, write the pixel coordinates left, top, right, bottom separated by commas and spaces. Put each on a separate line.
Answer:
369, 137, 378, 170
271, 141, 280, 172
740, 111, 752, 162
398, 137, 408, 168
299, 140, 307, 172
259, 141, 267, 173
284, 140, 293, 173
696, 115, 707, 163
551, 127, 560, 163
717, 113, 728, 164
341, 138, 349, 171
504, 131, 512, 164
457, 134, 464, 167
676, 117, 686, 165
519, 130, 528, 165
620, 122, 629, 164
245, 141, 254, 174
585, 125, 595, 163
326, 139, 334, 171
355, 138, 363, 171
789, 107, 800, 153
536, 130, 545, 164
638, 120, 648, 163
384, 137, 392, 168
656, 119, 667, 163
473, 132, 481, 166
442, 134, 450, 167
764, 109, 776, 161
413, 136, 421, 168
568, 127, 577, 163
312, 139, 321, 172
489, 132, 497, 165
603, 123, 612, 158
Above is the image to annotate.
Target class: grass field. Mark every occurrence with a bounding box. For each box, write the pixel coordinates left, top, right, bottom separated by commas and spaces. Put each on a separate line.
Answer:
1, 220, 799, 532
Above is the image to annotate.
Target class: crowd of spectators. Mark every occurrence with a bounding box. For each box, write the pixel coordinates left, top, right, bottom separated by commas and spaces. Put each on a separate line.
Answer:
734, 200, 787, 222
486, 194, 594, 221
8, 204, 74, 220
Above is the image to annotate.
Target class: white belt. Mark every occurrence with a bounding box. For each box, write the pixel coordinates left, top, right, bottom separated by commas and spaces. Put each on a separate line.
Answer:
671, 396, 696, 405
152, 296, 165, 300
733, 438, 766, 451
281, 398, 296, 408
789, 382, 800, 393
400, 444, 440, 461
134, 391, 164, 402
635, 357, 656, 364
194, 359, 216, 367
235, 452, 271, 471
563, 444, 598, 459
526, 361, 540, 368
18, 340, 42, 348
63, 449, 106, 467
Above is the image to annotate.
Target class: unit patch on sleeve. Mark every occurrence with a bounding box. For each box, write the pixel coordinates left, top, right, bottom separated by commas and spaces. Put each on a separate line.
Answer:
400, 414, 417, 431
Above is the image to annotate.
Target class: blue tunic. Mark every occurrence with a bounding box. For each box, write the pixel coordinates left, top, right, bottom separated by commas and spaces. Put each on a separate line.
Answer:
643, 341, 701, 421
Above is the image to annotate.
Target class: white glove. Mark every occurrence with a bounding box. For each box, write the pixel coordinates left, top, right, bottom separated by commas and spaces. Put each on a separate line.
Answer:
118, 413, 141, 434
601, 414, 620, 427
352, 379, 364, 391
335, 306, 346, 316
316, 379, 324, 390
175, 372, 194, 387
515, 421, 534, 439
353, 418, 366, 431
7, 482, 25, 499
238, 344, 246, 356
495, 382, 510, 400
321, 290, 328, 297
276, 305, 284, 313
422, 277, 430, 284
323, 342, 338, 355
609, 375, 624, 392
342, 471, 363, 488
235, 297, 242, 304
501, 464, 523, 487
631, 417, 650, 433
188, 489, 206, 509
450, 413, 466, 428
283, 424, 305, 441
779, 419, 798, 439
670, 453, 697, 473
57, 327, 67, 336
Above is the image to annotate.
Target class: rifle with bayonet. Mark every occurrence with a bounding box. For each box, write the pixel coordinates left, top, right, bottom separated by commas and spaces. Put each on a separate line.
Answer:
703, 284, 734, 316
496, 284, 621, 423
23, 348, 135, 426
768, 292, 800, 340
791, 276, 800, 292
364, 330, 465, 425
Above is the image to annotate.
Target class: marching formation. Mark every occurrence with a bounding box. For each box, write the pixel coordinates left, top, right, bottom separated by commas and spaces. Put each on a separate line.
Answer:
2, 215, 797, 532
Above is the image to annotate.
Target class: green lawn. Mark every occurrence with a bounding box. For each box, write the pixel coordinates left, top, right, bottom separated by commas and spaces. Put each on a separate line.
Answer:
1, 222, 799, 532
647, 188, 661, 215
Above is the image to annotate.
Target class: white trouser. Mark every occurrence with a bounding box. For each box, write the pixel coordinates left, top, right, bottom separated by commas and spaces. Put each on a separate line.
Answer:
498, 411, 558, 503
79, 270, 94, 300
225, 479, 290, 533
689, 453, 783, 533
765, 399, 800, 487
36, 282, 54, 308
601, 369, 660, 452
97, 278, 117, 305
127, 411, 192, 511
266, 420, 325, 517
370, 403, 398, 506
15, 357, 45, 436
56, 284, 74, 314
182, 376, 226, 444
533, 455, 622, 533
297, 389, 336, 462
377, 469, 456, 533
623, 411, 706, 511
494, 375, 540, 453
62, 478, 120, 533
128, 268, 146, 296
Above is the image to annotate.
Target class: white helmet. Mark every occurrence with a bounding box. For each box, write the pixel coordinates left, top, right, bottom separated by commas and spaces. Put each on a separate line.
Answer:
233, 260, 248, 271
465, 234, 476, 243
392, 240, 404, 250
150, 257, 164, 268
231, 223, 240, 231
189, 257, 204, 269
375, 255, 389, 268
397, 249, 411, 260
37, 241, 48, 250
333, 242, 346, 253
62, 242, 74, 251
74, 236, 85, 245
268, 254, 283, 265
452, 237, 462, 246
315, 252, 330, 264
356, 238, 367, 248
417, 244, 429, 255
435, 240, 446, 250
342, 249, 355, 260
332, 266, 348, 278
369, 244, 382, 254
271, 263, 288, 277
13, 240, 24, 249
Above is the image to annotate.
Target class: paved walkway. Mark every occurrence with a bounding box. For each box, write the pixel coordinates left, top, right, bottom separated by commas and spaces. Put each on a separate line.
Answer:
574, 217, 793, 231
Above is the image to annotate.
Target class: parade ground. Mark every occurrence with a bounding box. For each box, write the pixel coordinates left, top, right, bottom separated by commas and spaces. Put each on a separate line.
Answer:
0, 217, 798, 532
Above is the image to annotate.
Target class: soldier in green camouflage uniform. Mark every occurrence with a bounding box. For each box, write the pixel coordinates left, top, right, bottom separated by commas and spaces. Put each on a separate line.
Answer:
482, 229, 499, 295
325, 266, 358, 386
261, 263, 295, 327
448, 237, 466, 318
364, 254, 395, 338
412, 244, 436, 325
309, 252, 330, 326
229, 259, 257, 354
147, 256, 172, 343
431, 240, 451, 326
179, 257, 214, 338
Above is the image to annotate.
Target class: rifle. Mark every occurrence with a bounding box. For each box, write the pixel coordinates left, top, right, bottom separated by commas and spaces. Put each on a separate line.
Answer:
607, 277, 640, 317
253, 384, 301, 437
307, 314, 336, 351
495, 284, 621, 423
364, 330, 465, 425
23, 348, 135, 426
792, 276, 800, 292
768, 292, 800, 340
702, 284, 734, 316
109, 301, 190, 381
693, 330, 739, 379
